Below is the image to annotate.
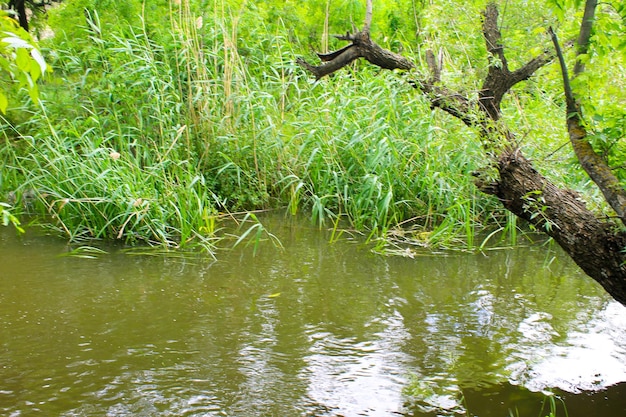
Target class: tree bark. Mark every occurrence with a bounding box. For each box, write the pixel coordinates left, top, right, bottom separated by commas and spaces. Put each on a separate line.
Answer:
296, 31, 413, 79
480, 149, 626, 306
548, 5, 626, 225
296, 0, 626, 306
9, 0, 29, 31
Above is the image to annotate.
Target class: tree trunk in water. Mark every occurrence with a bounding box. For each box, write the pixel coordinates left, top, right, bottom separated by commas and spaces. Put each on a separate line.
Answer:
481, 149, 626, 306
296, 0, 626, 307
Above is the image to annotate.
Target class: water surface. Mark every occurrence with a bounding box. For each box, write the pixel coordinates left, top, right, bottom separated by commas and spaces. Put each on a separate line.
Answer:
1, 215, 625, 416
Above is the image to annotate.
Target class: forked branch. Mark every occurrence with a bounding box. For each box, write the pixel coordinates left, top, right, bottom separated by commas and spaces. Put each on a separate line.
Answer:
296, 0, 414, 79
478, 3, 556, 121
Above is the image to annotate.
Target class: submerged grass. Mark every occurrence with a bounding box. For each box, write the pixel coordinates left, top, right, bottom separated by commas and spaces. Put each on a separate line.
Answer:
0, 0, 520, 254
509, 394, 569, 417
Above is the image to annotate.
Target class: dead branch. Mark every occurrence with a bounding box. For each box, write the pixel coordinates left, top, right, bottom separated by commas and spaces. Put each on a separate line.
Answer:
296, 34, 414, 79
549, 14, 626, 224
478, 4, 556, 121
296, 0, 413, 79
363, 0, 373, 35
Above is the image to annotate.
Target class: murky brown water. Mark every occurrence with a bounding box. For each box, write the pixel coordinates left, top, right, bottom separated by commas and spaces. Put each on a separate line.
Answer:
1, 214, 625, 416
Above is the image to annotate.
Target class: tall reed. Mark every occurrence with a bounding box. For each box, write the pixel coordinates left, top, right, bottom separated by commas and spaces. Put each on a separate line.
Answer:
1, 0, 517, 253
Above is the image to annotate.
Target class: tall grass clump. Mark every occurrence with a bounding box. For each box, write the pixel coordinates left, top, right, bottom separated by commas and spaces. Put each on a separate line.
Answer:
277, 67, 507, 247
5, 115, 219, 249
2, 4, 232, 251
1, 0, 515, 253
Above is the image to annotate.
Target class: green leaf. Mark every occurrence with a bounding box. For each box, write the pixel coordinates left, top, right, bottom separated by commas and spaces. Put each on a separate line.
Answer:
15, 47, 31, 72
30, 48, 47, 74
0, 33, 33, 49
0, 55, 10, 73
0, 91, 7, 113
0, 15, 46, 107
27, 82, 39, 104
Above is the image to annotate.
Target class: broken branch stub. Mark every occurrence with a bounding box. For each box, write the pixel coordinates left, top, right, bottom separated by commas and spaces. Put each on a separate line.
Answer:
297, 30, 414, 79
297, 0, 413, 79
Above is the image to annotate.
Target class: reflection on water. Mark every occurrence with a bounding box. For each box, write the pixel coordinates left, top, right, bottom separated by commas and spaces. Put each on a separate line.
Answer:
511, 301, 626, 393
0, 214, 625, 416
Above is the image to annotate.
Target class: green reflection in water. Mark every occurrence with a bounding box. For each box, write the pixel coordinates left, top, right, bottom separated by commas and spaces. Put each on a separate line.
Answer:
0, 215, 625, 417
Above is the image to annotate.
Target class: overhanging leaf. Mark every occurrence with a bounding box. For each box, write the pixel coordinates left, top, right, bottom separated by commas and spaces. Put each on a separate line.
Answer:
30, 48, 46, 74
1, 33, 33, 50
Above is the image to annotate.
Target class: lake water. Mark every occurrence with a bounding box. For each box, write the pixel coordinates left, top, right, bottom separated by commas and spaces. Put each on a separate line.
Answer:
1, 214, 625, 416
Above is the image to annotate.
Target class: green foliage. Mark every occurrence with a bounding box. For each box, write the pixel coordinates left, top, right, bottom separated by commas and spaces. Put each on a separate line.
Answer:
578, 0, 626, 184
2, 6, 222, 250
0, 10, 47, 113
276, 68, 502, 245
0, 201, 23, 232
1, 0, 624, 252
47, 0, 140, 39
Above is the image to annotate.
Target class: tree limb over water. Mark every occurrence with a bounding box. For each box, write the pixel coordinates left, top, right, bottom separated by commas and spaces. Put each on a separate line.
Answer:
297, 0, 626, 306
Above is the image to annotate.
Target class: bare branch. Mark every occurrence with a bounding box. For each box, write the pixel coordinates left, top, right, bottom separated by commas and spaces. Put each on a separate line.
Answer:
479, 4, 559, 122
317, 44, 355, 62
548, 27, 576, 115
509, 50, 557, 84
363, 0, 373, 35
549, 16, 626, 224
361, 40, 414, 70
482, 3, 509, 73
574, 0, 598, 75
297, 30, 413, 79
296, 46, 361, 79
425, 50, 441, 83
336, 32, 359, 42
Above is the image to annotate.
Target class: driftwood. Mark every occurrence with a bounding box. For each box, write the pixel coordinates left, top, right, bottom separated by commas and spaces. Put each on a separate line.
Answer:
297, 0, 626, 306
